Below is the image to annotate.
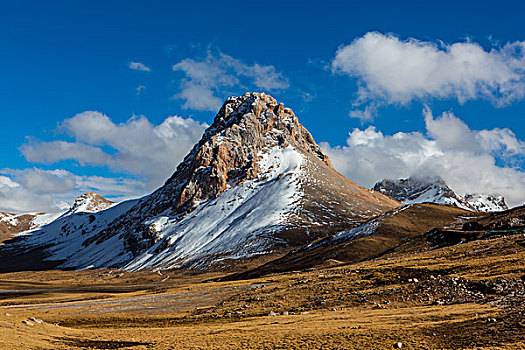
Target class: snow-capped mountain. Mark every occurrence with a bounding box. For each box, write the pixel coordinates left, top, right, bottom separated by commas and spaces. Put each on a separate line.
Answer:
2, 92, 399, 271
372, 176, 508, 212
0, 192, 114, 243
462, 194, 508, 213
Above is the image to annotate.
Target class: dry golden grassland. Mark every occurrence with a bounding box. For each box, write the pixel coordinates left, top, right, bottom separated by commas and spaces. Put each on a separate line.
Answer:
0, 233, 524, 349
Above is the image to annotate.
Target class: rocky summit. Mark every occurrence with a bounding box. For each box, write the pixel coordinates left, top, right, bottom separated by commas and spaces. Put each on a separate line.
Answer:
66, 192, 115, 214
0, 93, 398, 272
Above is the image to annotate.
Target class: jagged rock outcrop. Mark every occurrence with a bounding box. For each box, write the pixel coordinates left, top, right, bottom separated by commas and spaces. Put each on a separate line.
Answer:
462, 194, 508, 213
1, 92, 399, 271
373, 176, 508, 212
135, 92, 332, 218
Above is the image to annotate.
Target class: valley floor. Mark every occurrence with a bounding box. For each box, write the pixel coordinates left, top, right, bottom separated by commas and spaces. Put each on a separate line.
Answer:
0, 233, 524, 350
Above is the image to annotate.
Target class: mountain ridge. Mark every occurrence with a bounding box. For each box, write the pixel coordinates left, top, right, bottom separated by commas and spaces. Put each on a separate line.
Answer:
372, 176, 508, 212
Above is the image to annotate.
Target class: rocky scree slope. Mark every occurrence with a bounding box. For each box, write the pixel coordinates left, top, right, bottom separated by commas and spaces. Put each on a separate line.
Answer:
1, 93, 398, 271
373, 176, 508, 212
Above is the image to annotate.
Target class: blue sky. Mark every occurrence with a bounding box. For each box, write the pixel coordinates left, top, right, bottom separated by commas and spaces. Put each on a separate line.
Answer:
1, 0, 525, 212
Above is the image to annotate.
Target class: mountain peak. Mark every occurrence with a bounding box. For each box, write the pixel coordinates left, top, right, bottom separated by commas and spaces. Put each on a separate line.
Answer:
78, 94, 399, 269
210, 92, 295, 130
68, 192, 114, 214
373, 176, 456, 203
162, 92, 332, 214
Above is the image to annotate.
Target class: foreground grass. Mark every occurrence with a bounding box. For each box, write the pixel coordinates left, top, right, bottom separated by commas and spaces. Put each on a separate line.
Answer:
0, 234, 523, 349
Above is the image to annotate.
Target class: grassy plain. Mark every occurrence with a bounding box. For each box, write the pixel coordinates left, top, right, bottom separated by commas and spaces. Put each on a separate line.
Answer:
0, 233, 523, 349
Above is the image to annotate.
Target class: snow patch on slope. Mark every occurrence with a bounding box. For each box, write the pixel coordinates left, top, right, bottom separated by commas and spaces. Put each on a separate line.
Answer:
29, 212, 65, 228
333, 205, 412, 241
16, 199, 139, 269
124, 145, 304, 271
334, 220, 379, 241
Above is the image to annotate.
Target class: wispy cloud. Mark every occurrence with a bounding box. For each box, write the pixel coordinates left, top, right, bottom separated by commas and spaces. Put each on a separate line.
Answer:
172, 50, 289, 111
321, 108, 525, 207
136, 84, 147, 95
332, 32, 525, 120
129, 61, 151, 72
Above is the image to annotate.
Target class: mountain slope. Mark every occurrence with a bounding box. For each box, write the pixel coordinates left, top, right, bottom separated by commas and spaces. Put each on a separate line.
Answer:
1, 92, 399, 272
373, 176, 508, 212
222, 203, 474, 280
0, 212, 61, 243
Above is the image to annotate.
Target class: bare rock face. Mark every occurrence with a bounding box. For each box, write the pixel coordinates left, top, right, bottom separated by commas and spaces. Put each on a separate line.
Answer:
159, 92, 331, 215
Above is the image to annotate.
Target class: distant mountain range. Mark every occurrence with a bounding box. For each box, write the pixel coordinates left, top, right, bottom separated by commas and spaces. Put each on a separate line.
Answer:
372, 176, 508, 212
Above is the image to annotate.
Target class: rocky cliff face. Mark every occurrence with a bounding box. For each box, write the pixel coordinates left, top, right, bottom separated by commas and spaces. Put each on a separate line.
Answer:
373, 176, 508, 212
2, 93, 399, 271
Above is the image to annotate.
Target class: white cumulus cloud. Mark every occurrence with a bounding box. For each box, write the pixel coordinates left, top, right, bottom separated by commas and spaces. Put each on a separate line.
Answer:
332, 32, 525, 120
19, 111, 208, 193
321, 108, 525, 207
129, 61, 151, 72
172, 50, 289, 111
